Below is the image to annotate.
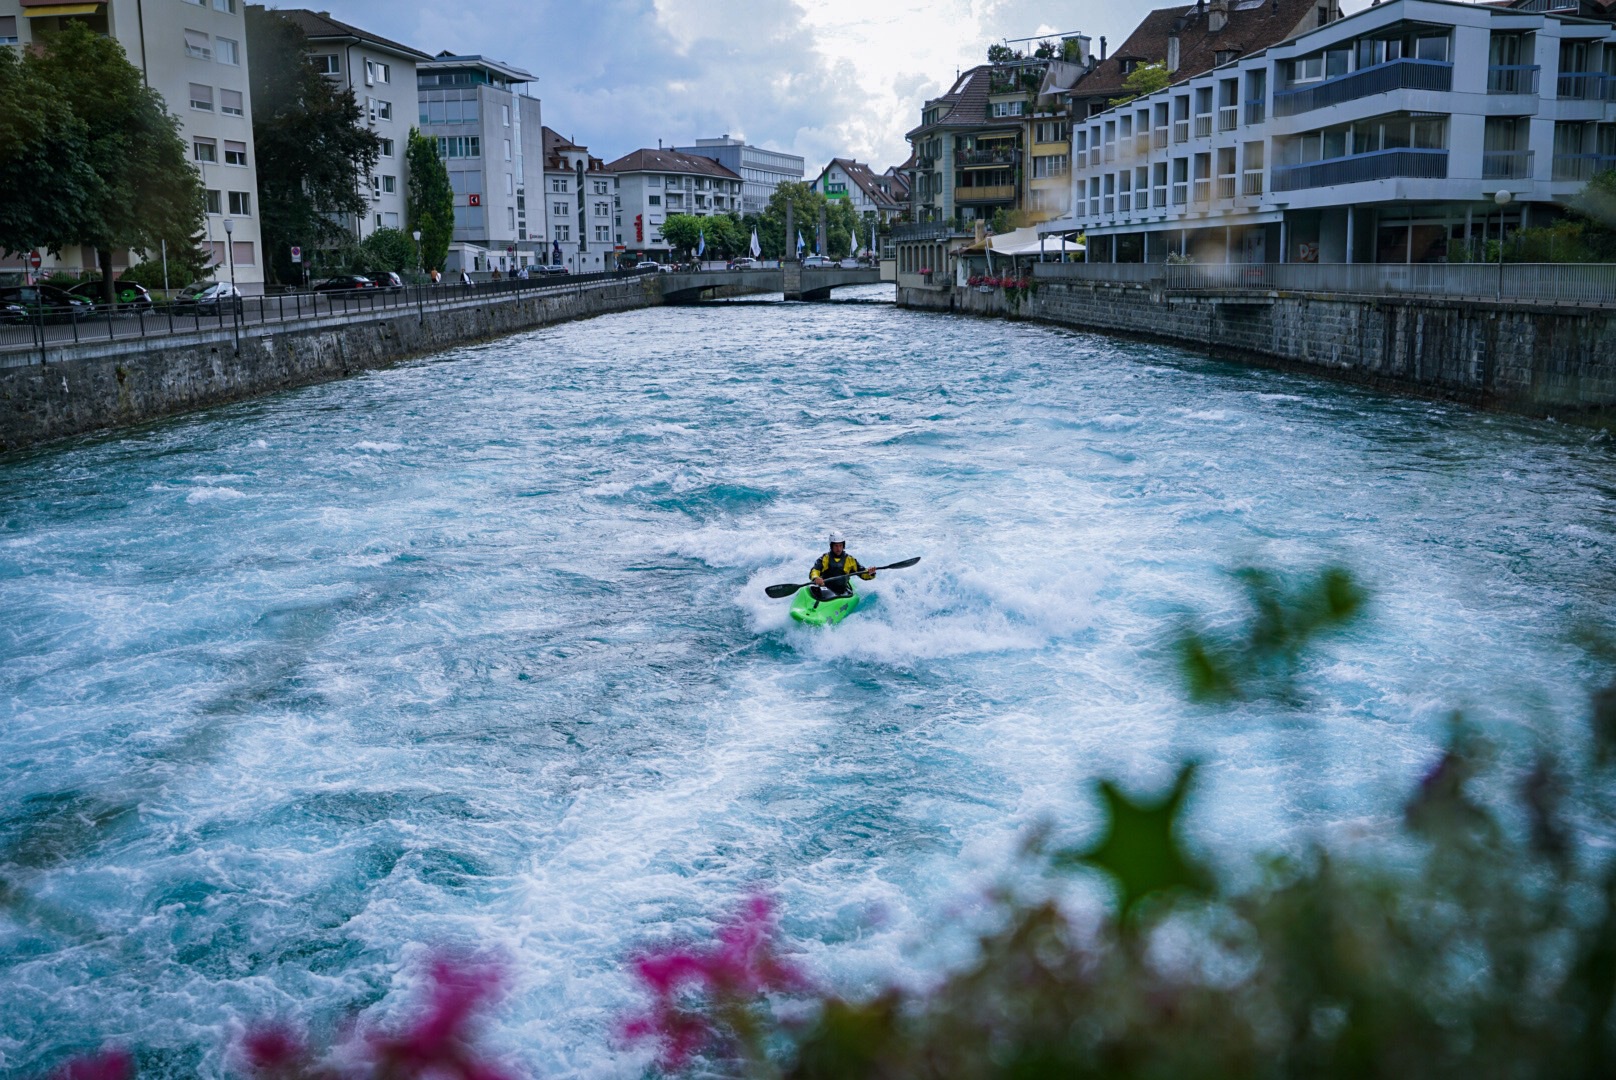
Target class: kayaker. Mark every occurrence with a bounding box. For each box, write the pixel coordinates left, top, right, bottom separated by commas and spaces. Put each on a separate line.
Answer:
809, 532, 875, 601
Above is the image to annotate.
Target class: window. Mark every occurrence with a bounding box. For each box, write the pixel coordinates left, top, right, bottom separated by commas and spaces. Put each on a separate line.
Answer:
382, 175, 396, 193
0, 16, 16, 45
508, 207, 516, 229
371, 175, 381, 198
312, 54, 339, 75
552, 201, 569, 219
503, 139, 512, 161
505, 173, 514, 195
380, 137, 395, 157
593, 180, 609, 194
1291, 54, 1324, 82
383, 211, 400, 228
220, 88, 243, 116
228, 191, 251, 215
231, 241, 254, 265
595, 201, 610, 217
1032, 154, 1068, 178
184, 30, 211, 60
223, 140, 246, 166
595, 225, 611, 242
648, 194, 661, 205
648, 175, 661, 188
551, 177, 567, 192
502, 104, 511, 126
1215, 49, 1238, 66
189, 83, 213, 111
991, 100, 1024, 117
216, 37, 239, 65
375, 100, 392, 121
435, 136, 480, 158
554, 224, 570, 242
213, 0, 237, 12
365, 60, 390, 84
205, 189, 222, 214
193, 137, 218, 163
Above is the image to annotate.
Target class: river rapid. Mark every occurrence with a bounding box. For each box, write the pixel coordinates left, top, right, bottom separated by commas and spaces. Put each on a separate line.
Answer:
1, 287, 1612, 1076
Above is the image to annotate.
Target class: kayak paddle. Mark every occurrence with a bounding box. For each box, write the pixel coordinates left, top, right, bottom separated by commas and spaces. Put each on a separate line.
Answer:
765, 557, 921, 599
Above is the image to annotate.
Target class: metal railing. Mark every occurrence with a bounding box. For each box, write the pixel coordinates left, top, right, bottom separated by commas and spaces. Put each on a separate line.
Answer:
1216, 175, 1237, 200
1487, 64, 1540, 94
1172, 182, 1188, 205
1272, 148, 1447, 192
0, 269, 659, 360
1245, 99, 1266, 125
1551, 153, 1616, 181
1153, 129, 1169, 149
1218, 105, 1239, 131
1242, 170, 1265, 196
1036, 262, 1165, 284
956, 147, 1020, 167
1273, 58, 1453, 117
1161, 261, 1616, 305
1192, 178, 1212, 203
1482, 149, 1534, 179
1557, 71, 1608, 99
954, 184, 1017, 202
1119, 190, 1132, 212
1153, 185, 1168, 206
1194, 114, 1213, 138
1174, 120, 1190, 143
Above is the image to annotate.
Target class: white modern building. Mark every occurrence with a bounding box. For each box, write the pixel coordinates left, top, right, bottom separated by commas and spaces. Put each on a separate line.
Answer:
276, 8, 430, 241
1061, 0, 1616, 264
0, 0, 265, 291
676, 136, 804, 214
417, 52, 544, 274
542, 128, 616, 273
605, 148, 744, 260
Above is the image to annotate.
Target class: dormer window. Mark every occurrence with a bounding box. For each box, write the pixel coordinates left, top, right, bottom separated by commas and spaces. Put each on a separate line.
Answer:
1215, 49, 1239, 65
1120, 59, 1139, 74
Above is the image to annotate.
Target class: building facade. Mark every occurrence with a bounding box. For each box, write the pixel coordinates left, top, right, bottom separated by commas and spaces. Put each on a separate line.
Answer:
1062, 0, 1616, 264
605, 148, 744, 260
416, 53, 544, 274
810, 158, 907, 225
675, 136, 804, 214
541, 128, 615, 273
0, 0, 265, 291
276, 8, 429, 242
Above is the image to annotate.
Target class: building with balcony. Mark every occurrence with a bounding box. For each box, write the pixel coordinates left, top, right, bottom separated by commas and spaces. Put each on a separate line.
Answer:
542, 128, 614, 273
416, 53, 543, 274
675, 136, 804, 214
810, 158, 907, 224
1060, 0, 1616, 265
272, 9, 430, 243
0, 0, 265, 291
605, 148, 744, 260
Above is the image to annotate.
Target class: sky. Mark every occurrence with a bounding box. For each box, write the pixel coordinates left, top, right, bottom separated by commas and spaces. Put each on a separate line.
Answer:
279, 0, 1376, 173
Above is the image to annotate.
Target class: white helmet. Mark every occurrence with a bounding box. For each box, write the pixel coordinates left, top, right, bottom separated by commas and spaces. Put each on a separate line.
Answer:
828, 531, 846, 544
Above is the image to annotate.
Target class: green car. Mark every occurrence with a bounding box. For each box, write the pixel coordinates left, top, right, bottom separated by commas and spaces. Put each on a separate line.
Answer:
68, 279, 155, 309
0, 284, 95, 322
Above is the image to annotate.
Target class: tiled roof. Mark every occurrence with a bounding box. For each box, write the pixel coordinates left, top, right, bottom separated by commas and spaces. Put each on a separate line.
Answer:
907, 66, 1024, 138
1072, 0, 1332, 100
271, 8, 432, 61
819, 158, 905, 211
542, 126, 606, 173
603, 148, 742, 180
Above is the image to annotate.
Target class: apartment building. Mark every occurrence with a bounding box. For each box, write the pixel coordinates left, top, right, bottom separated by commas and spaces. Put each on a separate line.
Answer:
605, 148, 744, 260
1063, 0, 1616, 264
416, 52, 543, 274
542, 128, 615, 273
810, 158, 907, 223
0, 0, 265, 291
676, 136, 804, 214
275, 8, 429, 241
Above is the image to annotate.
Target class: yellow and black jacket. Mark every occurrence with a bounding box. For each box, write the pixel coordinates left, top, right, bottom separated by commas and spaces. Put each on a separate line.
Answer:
809, 551, 868, 583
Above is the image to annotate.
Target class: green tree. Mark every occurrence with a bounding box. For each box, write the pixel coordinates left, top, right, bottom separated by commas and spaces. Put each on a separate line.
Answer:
759, 181, 837, 259
1109, 61, 1171, 107
0, 44, 99, 261
406, 128, 454, 272
358, 227, 418, 274
27, 23, 204, 306
246, 7, 381, 285
659, 214, 705, 258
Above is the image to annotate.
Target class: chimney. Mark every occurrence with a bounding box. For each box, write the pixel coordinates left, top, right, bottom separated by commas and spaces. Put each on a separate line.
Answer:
1167, 30, 1181, 72
1100, 35, 1107, 61
1209, 0, 1228, 32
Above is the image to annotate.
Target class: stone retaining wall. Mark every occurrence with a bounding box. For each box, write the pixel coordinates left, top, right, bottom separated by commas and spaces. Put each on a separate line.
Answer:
0, 276, 660, 452
899, 281, 1616, 414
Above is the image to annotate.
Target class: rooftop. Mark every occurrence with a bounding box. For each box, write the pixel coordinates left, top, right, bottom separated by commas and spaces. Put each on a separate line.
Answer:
418, 51, 537, 84
604, 148, 743, 180
270, 8, 432, 61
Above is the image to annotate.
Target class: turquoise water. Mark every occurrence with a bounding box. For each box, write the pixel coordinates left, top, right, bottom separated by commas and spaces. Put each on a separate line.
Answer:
1, 287, 1612, 1076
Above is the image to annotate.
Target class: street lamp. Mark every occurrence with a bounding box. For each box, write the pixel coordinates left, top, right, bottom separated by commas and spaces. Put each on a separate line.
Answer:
412, 228, 423, 277
222, 217, 236, 290
1493, 189, 1512, 299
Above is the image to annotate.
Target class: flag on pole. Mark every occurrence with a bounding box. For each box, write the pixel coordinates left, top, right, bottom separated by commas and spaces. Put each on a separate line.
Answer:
749, 229, 761, 258
850, 228, 858, 259
696, 230, 705, 258
796, 230, 806, 255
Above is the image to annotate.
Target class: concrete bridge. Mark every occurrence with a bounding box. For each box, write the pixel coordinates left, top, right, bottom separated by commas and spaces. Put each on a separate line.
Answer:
659, 264, 882, 303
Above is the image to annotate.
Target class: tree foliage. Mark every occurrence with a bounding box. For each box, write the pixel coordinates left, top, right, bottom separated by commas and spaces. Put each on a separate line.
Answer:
22, 23, 204, 304
660, 213, 747, 260
246, 6, 381, 285
406, 128, 454, 272
358, 227, 418, 274
756, 182, 862, 259
1505, 169, 1616, 263
1110, 61, 1171, 107
0, 44, 98, 260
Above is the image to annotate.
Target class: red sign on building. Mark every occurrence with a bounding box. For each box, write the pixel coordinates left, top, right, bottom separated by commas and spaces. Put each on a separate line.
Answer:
635, 214, 643, 242
468, 194, 481, 207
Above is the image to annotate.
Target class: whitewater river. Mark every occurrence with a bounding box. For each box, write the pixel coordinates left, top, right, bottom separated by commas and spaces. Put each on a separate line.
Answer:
2, 286, 1613, 1076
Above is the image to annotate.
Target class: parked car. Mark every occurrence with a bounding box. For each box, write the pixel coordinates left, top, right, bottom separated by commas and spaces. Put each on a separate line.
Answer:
837, 257, 861, 269
314, 275, 377, 292
536, 264, 570, 276
173, 281, 243, 315
801, 254, 834, 268
0, 284, 95, 322
364, 272, 404, 291
67, 279, 155, 309
727, 257, 759, 271
1, 300, 28, 324
633, 261, 661, 272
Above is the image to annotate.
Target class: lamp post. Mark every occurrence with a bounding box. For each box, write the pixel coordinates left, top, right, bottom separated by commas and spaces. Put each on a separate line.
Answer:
1494, 189, 1512, 300
412, 229, 425, 322
222, 217, 239, 347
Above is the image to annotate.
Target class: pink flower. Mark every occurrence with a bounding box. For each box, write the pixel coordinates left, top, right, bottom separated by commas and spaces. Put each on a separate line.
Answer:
368, 956, 512, 1080
51, 1050, 132, 1080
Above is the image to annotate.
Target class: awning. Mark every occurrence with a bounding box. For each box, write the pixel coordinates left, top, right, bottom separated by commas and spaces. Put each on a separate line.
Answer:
988, 226, 1083, 256
22, 3, 104, 14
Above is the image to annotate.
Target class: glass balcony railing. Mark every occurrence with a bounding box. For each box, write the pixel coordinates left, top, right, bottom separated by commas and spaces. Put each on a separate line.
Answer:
1487, 64, 1539, 94
1273, 58, 1452, 117
1272, 147, 1447, 191
1482, 149, 1533, 180
1551, 153, 1616, 181
1557, 72, 1608, 100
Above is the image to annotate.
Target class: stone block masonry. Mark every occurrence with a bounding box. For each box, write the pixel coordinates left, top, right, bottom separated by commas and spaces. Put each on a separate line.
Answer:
0, 277, 662, 453
900, 281, 1616, 415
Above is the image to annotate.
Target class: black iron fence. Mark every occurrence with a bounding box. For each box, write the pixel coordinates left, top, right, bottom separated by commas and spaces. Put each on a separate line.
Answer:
0, 269, 656, 362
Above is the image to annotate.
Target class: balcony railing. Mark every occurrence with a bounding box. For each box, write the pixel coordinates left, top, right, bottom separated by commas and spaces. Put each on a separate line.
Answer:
1273, 58, 1453, 117
1482, 149, 1533, 180
1104, 144, 1117, 162
1192, 178, 1211, 203
956, 148, 1019, 167
1151, 262, 1616, 307
1103, 194, 1115, 213
1174, 120, 1189, 143
1557, 72, 1607, 99
1245, 99, 1266, 125
1172, 182, 1187, 205
1242, 170, 1264, 196
1194, 114, 1213, 138
1135, 133, 1150, 155
1552, 153, 1616, 181
1510, 0, 1578, 9
1216, 175, 1237, 200
1218, 105, 1238, 132
954, 183, 1018, 202
1119, 190, 1132, 212
1272, 147, 1448, 192
1153, 185, 1167, 206
1153, 129, 1169, 149
1487, 64, 1539, 94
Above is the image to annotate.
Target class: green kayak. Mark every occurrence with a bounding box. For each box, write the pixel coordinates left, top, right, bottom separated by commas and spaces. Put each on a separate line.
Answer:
789, 584, 861, 626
